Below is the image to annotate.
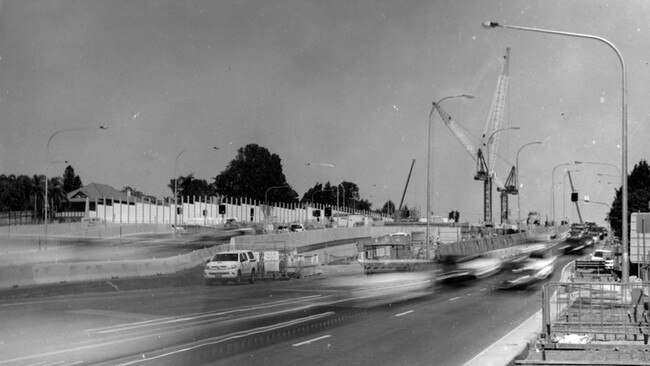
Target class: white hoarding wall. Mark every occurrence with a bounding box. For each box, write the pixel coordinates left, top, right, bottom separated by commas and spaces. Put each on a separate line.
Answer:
84, 196, 388, 226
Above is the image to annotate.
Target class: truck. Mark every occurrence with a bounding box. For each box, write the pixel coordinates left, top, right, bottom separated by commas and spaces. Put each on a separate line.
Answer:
203, 249, 323, 285
204, 250, 259, 285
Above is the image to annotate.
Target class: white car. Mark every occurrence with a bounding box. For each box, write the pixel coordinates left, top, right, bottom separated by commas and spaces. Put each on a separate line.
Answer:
204, 250, 258, 285
591, 249, 614, 269
498, 249, 558, 290
290, 223, 304, 232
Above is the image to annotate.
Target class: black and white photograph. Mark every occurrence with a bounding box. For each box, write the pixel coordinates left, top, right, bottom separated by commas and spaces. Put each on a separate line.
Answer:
1, 1, 650, 365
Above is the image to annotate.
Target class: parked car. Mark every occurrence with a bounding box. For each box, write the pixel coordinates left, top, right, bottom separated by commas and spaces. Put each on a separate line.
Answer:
204, 250, 258, 285
590, 249, 614, 270
290, 223, 304, 232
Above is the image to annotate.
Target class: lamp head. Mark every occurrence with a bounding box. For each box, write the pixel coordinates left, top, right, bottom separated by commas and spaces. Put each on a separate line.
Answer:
100, 125, 108, 130
482, 21, 500, 28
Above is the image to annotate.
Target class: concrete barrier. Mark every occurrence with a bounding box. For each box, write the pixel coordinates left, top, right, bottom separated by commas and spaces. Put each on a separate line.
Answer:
437, 233, 530, 257
0, 264, 37, 288
2, 244, 229, 289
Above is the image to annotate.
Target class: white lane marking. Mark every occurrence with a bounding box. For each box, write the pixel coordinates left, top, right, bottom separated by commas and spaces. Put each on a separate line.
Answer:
479, 288, 487, 292
292, 335, 332, 347
85, 294, 325, 333
1, 312, 335, 366
449, 296, 460, 301
114, 312, 335, 366
395, 310, 414, 317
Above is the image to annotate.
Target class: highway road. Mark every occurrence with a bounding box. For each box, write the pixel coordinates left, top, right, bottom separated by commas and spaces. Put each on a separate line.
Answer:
0, 245, 578, 366
214, 254, 576, 366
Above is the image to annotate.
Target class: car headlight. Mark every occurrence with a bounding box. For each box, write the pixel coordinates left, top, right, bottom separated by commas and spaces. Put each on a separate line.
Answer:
228, 265, 236, 269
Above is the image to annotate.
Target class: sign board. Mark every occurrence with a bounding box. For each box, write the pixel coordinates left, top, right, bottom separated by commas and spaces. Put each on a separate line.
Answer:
637, 213, 650, 234
631, 213, 650, 263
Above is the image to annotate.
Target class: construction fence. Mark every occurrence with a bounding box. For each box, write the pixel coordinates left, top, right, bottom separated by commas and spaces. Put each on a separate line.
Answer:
542, 281, 650, 343
52, 195, 389, 226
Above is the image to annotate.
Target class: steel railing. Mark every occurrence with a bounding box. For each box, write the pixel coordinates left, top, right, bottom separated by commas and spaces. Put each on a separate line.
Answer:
543, 281, 650, 343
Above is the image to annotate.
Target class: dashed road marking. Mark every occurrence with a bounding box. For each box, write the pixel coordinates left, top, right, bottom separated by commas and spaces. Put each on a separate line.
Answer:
292, 335, 331, 347
449, 296, 460, 301
395, 310, 414, 317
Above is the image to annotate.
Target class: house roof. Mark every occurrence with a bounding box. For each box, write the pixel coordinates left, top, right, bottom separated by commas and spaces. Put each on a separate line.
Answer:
67, 183, 130, 202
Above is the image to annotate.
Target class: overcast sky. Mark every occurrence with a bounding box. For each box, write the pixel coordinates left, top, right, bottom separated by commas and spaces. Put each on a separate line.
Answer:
1, 0, 648, 226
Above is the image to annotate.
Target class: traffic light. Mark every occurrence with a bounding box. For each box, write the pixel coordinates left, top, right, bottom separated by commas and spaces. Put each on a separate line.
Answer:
571, 192, 578, 202
218, 204, 226, 214
202, 209, 207, 216
176, 207, 182, 215
448, 211, 454, 220
313, 209, 321, 217
324, 207, 332, 217
454, 211, 460, 223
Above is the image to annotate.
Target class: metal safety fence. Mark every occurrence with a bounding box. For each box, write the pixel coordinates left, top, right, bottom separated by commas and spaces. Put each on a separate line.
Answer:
542, 282, 650, 343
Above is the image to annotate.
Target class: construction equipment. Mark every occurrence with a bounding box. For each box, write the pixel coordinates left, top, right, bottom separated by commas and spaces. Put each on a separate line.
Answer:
397, 159, 416, 221
434, 48, 513, 224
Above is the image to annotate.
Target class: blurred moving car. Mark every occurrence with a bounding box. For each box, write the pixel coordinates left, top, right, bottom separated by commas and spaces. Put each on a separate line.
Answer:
437, 254, 503, 284
498, 249, 558, 290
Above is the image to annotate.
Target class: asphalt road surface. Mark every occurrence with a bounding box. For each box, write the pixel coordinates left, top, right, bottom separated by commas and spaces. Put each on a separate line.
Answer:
0, 250, 577, 366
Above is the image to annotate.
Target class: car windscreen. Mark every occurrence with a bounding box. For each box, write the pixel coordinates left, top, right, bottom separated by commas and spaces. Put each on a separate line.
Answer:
213, 253, 239, 262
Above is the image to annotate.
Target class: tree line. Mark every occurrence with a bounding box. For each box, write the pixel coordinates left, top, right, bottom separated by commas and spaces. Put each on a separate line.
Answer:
0, 144, 396, 219
0, 165, 82, 220
4, 143, 646, 229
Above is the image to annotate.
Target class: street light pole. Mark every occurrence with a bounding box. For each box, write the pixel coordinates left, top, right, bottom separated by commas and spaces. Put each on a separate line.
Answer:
174, 146, 219, 229
45, 126, 107, 245
485, 127, 520, 173
551, 163, 571, 224
483, 21, 629, 281
428, 94, 473, 257
516, 141, 543, 230
265, 185, 289, 205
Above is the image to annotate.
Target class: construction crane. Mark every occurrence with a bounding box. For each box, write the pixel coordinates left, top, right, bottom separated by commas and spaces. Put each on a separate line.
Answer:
434, 47, 513, 224
397, 159, 416, 221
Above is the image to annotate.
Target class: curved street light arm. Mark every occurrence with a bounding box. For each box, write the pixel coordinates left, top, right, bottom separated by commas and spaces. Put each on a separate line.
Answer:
484, 20, 629, 281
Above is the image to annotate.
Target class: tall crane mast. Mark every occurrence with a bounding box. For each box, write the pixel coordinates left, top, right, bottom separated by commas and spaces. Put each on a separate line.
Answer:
397, 159, 416, 221
434, 48, 512, 224
434, 104, 503, 223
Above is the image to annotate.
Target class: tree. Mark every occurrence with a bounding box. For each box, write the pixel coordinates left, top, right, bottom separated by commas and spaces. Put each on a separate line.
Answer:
381, 200, 396, 215
608, 159, 650, 239
167, 174, 215, 203
62, 165, 83, 193
214, 144, 298, 203
0, 174, 22, 212
31, 174, 45, 219
302, 180, 372, 211
46, 176, 68, 217
301, 183, 327, 204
